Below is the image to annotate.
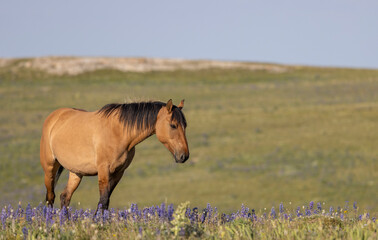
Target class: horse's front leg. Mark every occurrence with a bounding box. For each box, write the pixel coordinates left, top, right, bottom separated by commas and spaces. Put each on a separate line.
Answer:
96, 164, 111, 211
96, 148, 135, 213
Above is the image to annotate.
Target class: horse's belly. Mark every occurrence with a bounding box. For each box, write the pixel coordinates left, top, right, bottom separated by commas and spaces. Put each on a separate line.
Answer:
51, 127, 98, 175
57, 154, 98, 176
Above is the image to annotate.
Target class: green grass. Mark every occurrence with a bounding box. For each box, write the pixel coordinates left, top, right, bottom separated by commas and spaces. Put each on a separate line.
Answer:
0, 60, 377, 213
0, 201, 376, 240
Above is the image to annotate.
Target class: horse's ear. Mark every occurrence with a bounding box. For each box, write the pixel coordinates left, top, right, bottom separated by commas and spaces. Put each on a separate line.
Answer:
166, 99, 173, 113
178, 99, 184, 110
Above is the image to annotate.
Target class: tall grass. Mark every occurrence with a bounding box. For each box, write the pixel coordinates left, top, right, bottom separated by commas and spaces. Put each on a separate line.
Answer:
0, 201, 376, 239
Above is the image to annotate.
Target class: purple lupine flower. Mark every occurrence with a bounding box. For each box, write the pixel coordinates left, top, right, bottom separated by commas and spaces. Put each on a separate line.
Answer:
42, 206, 47, 218
37, 202, 43, 212
185, 207, 191, 218
372, 217, 376, 223
296, 207, 301, 217
45, 206, 54, 227
213, 207, 218, 223
251, 209, 257, 221
149, 206, 155, 217
103, 209, 110, 223
305, 207, 311, 216
159, 203, 166, 220
206, 203, 213, 221
279, 203, 284, 214
1, 208, 6, 230
340, 214, 344, 220
7, 204, 12, 217
190, 207, 198, 223
167, 204, 174, 221
60, 206, 68, 226
358, 215, 362, 220
309, 201, 314, 211
15, 203, 23, 218
72, 210, 79, 222
317, 202, 322, 211
221, 213, 227, 223
353, 202, 357, 210
270, 207, 276, 219
366, 213, 370, 219
329, 206, 334, 215
83, 209, 90, 219
22, 227, 28, 240
200, 208, 208, 223
241, 204, 249, 218
138, 226, 143, 237
142, 208, 149, 222
25, 203, 32, 224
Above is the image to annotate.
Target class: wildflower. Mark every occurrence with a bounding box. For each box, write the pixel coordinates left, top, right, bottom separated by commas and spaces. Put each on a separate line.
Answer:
270, 207, 276, 219
353, 202, 357, 210
317, 202, 322, 211
22, 227, 28, 240
190, 207, 198, 223
329, 206, 334, 215
309, 201, 314, 210
200, 208, 208, 223
241, 204, 249, 218
279, 203, 284, 214
296, 207, 301, 217
60, 206, 69, 226
103, 209, 109, 223
25, 203, 32, 224
167, 204, 174, 221
1, 208, 6, 230
305, 207, 311, 216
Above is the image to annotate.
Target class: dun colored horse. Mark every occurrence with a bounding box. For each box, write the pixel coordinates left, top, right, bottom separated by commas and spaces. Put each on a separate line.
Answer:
40, 99, 189, 210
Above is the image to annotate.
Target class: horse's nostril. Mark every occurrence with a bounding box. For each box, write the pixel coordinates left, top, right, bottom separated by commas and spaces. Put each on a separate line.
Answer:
181, 153, 189, 162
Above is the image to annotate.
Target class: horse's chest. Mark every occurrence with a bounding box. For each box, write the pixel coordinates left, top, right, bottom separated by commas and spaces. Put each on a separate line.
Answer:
109, 149, 135, 174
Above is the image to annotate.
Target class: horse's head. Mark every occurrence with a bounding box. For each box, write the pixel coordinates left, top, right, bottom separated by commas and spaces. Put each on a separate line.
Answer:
156, 99, 189, 163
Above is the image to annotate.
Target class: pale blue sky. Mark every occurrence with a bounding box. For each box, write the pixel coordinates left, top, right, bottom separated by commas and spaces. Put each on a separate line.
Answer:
1, 0, 377, 68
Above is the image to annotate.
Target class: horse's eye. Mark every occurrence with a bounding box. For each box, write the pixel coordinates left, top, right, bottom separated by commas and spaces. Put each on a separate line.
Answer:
170, 124, 177, 129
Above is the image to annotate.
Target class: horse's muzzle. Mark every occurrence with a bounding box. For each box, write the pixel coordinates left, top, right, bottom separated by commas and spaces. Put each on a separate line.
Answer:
175, 152, 189, 163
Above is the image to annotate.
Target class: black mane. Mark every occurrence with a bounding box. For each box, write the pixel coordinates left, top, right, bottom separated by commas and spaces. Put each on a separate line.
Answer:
98, 101, 187, 131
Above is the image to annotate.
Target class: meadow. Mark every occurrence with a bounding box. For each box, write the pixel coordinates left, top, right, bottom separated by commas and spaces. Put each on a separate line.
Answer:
1, 201, 376, 239
0, 58, 377, 216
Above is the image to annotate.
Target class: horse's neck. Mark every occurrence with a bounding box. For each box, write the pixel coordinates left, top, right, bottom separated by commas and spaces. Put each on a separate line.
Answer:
124, 124, 155, 151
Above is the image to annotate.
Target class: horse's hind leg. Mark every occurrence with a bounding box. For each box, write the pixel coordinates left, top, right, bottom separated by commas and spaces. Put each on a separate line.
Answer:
42, 160, 61, 206
60, 172, 82, 208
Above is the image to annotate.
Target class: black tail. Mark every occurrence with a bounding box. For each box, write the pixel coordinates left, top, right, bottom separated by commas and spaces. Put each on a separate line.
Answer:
54, 166, 64, 188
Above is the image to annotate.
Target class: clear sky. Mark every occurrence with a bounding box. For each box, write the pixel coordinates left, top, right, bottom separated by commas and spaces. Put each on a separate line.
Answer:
1, 0, 377, 68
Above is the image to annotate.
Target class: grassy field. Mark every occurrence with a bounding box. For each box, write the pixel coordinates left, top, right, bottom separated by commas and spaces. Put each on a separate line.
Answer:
1, 201, 376, 239
0, 59, 377, 214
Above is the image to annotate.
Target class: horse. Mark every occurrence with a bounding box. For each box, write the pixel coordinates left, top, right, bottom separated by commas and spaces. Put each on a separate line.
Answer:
40, 99, 189, 211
